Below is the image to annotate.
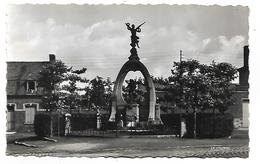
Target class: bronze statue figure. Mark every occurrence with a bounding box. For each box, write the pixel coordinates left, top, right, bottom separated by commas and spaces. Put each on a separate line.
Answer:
125, 22, 145, 48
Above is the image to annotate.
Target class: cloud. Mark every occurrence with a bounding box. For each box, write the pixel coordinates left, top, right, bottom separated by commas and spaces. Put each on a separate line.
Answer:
88, 20, 125, 41
199, 35, 246, 65
7, 5, 248, 81
8, 18, 129, 77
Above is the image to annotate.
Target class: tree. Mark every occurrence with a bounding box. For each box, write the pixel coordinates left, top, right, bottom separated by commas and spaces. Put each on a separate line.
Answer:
60, 68, 88, 111
89, 76, 106, 108
38, 60, 75, 137
81, 76, 113, 111
208, 62, 238, 113
38, 60, 87, 112
38, 60, 70, 112
151, 75, 170, 86
169, 60, 211, 113
169, 59, 237, 138
122, 78, 146, 104
103, 78, 113, 109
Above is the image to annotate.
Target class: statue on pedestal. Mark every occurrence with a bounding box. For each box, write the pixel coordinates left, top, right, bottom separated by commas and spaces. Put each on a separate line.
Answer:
125, 22, 145, 49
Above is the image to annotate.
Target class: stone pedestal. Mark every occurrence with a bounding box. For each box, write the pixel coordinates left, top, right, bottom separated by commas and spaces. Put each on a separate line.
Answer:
97, 117, 101, 130
181, 118, 187, 138
97, 112, 101, 130
153, 103, 163, 125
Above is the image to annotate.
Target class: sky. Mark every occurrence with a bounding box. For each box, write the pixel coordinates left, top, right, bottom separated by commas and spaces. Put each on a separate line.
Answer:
6, 4, 249, 81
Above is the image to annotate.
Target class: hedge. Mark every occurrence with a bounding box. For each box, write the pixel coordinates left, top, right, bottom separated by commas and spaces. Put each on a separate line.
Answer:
34, 113, 65, 137
100, 114, 117, 130
70, 113, 97, 131
184, 113, 234, 138
34, 113, 51, 137
161, 114, 181, 135
52, 113, 65, 136
69, 112, 116, 131
159, 113, 234, 138
34, 112, 233, 138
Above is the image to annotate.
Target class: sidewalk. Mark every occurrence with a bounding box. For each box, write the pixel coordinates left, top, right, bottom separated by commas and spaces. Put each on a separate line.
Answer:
6, 132, 37, 144
231, 128, 249, 139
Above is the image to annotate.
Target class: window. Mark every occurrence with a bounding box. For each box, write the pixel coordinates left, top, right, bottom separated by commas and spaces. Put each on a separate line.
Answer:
7, 103, 16, 131
24, 104, 37, 124
26, 80, 37, 93
7, 103, 16, 112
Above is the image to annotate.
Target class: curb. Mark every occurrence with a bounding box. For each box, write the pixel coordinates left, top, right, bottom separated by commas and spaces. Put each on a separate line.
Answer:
123, 134, 178, 138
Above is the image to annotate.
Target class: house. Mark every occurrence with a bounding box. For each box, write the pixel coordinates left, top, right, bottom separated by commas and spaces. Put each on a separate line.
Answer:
6, 54, 56, 132
228, 45, 249, 129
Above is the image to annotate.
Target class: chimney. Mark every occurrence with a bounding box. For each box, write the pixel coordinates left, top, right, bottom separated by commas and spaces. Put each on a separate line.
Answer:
243, 45, 249, 68
49, 54, 56, 63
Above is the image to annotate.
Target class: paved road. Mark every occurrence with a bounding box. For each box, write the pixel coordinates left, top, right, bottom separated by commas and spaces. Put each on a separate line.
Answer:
6, 137, 249, 158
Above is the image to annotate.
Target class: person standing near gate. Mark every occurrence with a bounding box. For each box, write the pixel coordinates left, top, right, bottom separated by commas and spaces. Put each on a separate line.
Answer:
65, 113, 71, 136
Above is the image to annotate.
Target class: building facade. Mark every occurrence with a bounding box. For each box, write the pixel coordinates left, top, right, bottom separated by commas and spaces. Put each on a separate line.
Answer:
228, 46, 249, 129
6, 55, 55, 132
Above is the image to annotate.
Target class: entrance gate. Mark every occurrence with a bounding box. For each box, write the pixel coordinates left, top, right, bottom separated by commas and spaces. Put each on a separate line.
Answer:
109, 57, 157, 123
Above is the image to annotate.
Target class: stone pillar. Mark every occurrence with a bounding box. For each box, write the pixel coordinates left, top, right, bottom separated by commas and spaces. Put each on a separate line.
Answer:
180, 118, 187, 138
109, 102, 116, 122
154, 103, 163, 125
148, 101, 155, 122
97, 111, 101, 130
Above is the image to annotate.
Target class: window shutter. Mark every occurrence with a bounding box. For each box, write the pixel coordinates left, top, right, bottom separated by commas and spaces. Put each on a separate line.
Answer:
25, 107, 36, 124
25, 108, 30, 123
31, 108, 35, 123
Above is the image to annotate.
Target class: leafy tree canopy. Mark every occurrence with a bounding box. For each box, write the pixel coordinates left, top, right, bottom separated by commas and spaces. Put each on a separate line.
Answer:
38, 60, 87, 112
169, 59, 237, 113
122, 78, 146, 104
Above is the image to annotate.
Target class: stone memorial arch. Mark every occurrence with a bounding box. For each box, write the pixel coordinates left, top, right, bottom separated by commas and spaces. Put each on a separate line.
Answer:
109, 22, 162, 125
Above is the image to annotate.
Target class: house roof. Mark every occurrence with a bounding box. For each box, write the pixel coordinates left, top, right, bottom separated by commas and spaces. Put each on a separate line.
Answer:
6, 61, 49, 95
7, 61, 49, 80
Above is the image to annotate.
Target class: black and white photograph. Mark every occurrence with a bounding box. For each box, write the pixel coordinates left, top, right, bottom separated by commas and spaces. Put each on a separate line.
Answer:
2, 0, 258, 160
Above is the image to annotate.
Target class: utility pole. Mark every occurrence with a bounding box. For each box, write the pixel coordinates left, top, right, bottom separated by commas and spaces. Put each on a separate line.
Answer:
180, 50, 183, 63
178, 50, 196, 138
179, 50, 184, 138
